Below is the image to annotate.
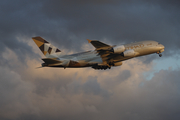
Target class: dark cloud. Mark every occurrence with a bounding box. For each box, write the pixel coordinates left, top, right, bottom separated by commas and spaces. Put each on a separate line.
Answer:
0, 0, 180, 54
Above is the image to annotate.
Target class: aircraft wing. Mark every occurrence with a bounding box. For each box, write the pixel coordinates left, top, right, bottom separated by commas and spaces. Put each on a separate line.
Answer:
87, 39, 112, 50
87, 39, 120, 64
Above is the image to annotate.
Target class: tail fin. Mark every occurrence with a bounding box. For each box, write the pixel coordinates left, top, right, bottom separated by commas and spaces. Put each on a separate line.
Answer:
32, 36, 61, 58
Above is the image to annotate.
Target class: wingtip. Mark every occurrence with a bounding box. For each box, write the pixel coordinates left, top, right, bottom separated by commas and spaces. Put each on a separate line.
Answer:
87, 39, 92, 43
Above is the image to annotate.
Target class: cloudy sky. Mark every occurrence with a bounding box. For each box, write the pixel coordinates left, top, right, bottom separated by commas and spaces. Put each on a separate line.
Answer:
0, 0, 180, 120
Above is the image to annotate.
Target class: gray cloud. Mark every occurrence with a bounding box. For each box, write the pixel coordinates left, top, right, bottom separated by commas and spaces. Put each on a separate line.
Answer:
0, 0, 180, 54
0, 66, 36, 120
1, 62, 180, 120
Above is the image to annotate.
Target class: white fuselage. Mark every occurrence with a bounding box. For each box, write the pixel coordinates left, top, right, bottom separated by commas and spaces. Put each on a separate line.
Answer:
56, 41, 164, 68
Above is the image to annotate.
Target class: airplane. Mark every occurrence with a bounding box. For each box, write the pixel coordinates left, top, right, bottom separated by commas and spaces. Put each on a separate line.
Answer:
32, 36, 165, 70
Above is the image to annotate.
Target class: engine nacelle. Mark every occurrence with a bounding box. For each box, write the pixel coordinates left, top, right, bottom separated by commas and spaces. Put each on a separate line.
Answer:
112, 45, 125, 54
113, 61, 123, 66
123, 49, 135, 57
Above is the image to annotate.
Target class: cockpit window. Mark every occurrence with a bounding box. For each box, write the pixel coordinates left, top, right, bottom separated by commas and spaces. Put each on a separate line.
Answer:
158, 43, 161, 45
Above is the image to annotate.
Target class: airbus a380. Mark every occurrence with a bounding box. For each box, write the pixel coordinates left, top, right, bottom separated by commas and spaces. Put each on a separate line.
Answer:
33, 36, 165, 70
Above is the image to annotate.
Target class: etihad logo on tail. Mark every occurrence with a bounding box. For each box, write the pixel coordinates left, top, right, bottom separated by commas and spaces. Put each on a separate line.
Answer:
32, 37, 61, 57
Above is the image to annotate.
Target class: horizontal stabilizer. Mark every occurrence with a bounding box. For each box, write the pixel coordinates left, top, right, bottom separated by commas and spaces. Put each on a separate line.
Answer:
42, 58, 61, 64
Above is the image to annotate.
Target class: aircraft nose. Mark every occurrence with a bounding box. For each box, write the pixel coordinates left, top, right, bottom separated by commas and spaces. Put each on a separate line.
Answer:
159, 44, 165, 49
161, 44, 165, 49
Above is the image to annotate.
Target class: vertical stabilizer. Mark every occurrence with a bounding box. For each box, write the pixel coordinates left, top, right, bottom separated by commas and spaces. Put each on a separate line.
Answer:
32, 36, 61, 58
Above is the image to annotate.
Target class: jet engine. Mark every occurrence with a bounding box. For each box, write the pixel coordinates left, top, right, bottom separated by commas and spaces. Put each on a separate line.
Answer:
112, 45, 125, 54
122, 49, 135, 57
